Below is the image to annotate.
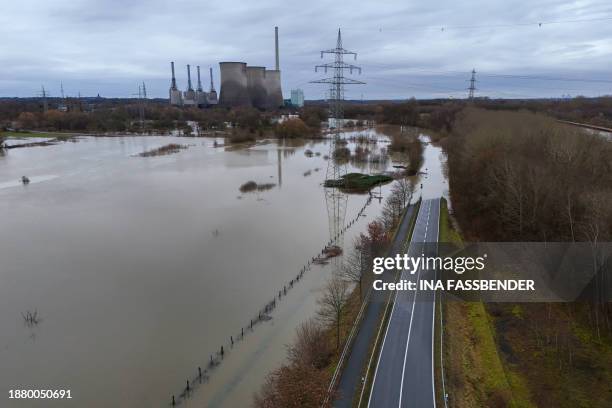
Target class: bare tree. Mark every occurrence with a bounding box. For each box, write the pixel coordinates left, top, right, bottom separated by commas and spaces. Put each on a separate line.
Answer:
341, 247, 369, 300
391, 178, 415, 209
288, 319, 332, 369
318, 277, 350, 350
578, 191, 612, 340
254, 319, 334, 408
381, 189, 404, 229
254, 363, 331, 408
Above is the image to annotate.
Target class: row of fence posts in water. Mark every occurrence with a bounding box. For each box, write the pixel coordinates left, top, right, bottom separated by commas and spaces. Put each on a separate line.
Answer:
170, 196, 373, 406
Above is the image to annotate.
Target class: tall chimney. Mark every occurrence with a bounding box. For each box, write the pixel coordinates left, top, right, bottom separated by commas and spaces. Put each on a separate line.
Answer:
275, 26, 279, 71
186, 64, 193, 91
171, 61, 177, 90
209, 67, 215, 92
196, 66, 203, 91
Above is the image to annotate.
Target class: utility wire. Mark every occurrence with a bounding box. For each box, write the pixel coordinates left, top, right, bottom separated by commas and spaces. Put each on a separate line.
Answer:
359, 63, 612, 84
341, 15, 612, 33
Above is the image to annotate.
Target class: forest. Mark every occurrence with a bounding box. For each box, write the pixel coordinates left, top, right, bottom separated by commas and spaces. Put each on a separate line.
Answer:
442, 108, 612, 408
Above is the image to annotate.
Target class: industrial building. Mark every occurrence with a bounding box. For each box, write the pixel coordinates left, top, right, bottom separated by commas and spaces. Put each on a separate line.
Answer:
290, 89, 304, 107
218, 62, 251, 107
169, 62, 218, 107
169, 27, 282, 110
169, 62, 183, 106
218, 27, 283, 109
183, 64, 196, 107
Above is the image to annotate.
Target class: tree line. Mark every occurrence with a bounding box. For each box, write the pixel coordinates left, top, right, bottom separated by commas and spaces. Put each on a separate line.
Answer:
0, 98, 328, 137
442, 107, 612, 407
447, 107, 612, 242
255, 178, 417, 407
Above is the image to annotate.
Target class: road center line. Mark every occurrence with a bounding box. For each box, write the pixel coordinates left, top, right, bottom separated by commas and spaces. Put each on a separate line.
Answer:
398, 200, 431, 407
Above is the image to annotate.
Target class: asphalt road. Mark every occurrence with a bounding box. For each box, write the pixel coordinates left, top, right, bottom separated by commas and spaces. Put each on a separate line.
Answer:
334, 203, 417, 408
368, 198, 440, 408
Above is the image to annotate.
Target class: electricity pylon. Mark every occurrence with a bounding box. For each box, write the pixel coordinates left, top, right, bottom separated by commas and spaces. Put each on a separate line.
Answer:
468, 68, 477, 99
39, 86, 49, 112
311, 29, 364, 251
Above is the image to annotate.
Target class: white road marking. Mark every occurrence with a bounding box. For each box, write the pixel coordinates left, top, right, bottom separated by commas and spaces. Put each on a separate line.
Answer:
368, 200, 440, 408
431, 200, 439, 408
398, 201, 431, 407
368, 203, 425, 407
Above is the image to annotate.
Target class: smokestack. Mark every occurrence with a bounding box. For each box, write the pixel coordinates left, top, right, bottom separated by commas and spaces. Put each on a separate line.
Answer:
209, 67, 215, 92
275, 26, 279, 71
186, 64, 193, 91
171, 61, 177, 90
196, 66, 203, 92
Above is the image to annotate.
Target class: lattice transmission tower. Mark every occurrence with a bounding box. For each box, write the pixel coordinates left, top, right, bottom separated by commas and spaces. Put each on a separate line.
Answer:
39, 86, 49, 113
310, 29, 364, 250
468, 68, 477, 99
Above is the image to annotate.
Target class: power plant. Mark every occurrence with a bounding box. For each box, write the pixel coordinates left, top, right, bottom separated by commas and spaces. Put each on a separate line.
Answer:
183, 64, 196, 106
218, 62, 251, 107
169, 62, 183, 106
169, 62, 217, 108
170, 27, 282, 110
208, 67, 218, 105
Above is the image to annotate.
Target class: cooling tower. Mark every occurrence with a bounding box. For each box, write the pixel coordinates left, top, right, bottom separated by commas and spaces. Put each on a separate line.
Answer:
219, 62, 251, 107
264, 69, 283, 109
246, 66, 268, 109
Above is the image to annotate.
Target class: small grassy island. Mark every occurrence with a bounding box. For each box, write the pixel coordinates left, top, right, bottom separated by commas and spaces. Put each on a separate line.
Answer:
324, 172, 393, 192
137, 143, 188, 157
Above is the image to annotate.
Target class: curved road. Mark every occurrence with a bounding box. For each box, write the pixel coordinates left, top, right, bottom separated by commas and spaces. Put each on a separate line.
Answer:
368, 198, 440, 408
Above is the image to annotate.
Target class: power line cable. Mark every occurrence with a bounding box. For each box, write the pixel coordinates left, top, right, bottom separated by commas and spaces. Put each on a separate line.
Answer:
341, 15, 612, 33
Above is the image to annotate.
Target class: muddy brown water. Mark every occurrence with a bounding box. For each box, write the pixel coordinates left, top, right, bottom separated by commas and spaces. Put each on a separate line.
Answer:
0, 129, 447, 407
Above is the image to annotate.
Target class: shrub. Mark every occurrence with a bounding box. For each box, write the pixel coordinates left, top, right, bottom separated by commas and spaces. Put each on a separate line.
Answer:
275, 118, 312, 138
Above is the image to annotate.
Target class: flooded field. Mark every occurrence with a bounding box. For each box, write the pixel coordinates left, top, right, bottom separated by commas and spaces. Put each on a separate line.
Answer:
0, 128, 447, 407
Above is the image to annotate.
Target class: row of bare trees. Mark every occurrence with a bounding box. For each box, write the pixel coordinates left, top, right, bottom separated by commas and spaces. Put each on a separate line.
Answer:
254, 226, 379, 407
255, 179, 417, 407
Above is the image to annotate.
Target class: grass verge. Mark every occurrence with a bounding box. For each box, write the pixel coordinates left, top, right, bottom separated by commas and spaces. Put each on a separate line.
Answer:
2, 131, 72, 139
438, 198, 536, 408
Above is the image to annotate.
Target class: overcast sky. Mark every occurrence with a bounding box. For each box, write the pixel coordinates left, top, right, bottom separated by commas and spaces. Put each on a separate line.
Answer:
1, 0, 611, 99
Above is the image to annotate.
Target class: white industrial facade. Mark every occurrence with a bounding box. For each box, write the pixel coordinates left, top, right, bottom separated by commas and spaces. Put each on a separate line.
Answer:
290, 89, 304, 107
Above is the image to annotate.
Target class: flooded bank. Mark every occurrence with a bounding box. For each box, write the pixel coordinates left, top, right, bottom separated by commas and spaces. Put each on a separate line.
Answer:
0, 128, 448, 407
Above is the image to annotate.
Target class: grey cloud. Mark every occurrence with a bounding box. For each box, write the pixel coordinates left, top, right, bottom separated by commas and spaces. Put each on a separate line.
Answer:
0, 0, 611, 99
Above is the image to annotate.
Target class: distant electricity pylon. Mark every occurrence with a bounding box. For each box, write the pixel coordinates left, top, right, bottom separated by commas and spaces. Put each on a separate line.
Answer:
133, 83, 147, 130
39, 86, 49, 112
468, 68, 477, 99
310, 29, 364, 250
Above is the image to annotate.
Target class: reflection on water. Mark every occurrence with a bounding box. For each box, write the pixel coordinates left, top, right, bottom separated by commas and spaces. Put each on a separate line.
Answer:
0, 128, 448, 407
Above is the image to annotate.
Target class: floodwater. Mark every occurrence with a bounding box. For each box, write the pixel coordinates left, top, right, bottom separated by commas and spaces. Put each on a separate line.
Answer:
0, 128, 447, 407
419, 135, 450, 203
